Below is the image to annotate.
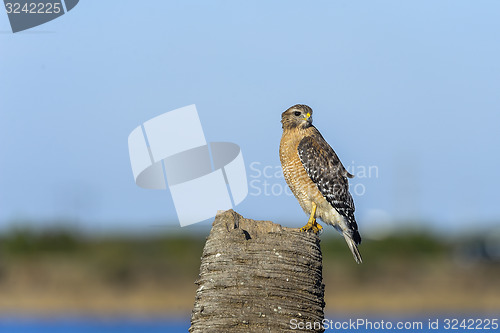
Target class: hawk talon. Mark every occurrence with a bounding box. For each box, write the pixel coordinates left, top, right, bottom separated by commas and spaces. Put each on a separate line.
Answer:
298, 201, 321, 234
299, 220, 323, 234
299, 225, 311, 232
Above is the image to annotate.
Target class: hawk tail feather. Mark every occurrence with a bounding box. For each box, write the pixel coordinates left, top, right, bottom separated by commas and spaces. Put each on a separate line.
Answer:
353, 229, 362, 245
343, 232, 363, 264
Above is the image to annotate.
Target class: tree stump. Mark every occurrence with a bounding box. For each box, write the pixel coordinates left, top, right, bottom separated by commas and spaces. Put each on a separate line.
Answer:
189, 210, 325, 333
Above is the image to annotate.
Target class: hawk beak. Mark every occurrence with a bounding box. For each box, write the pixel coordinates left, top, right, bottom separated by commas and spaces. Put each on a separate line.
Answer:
305, 113, 312, 122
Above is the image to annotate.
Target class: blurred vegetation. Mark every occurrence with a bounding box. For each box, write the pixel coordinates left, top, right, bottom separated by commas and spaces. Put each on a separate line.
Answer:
1, 228, 499, 283
0, 228, 453, 259
0, 228, 205, 286
0, 227, 499, 315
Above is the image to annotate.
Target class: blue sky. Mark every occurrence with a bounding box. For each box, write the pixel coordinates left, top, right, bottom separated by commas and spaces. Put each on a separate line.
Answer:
1, 1, 499, 235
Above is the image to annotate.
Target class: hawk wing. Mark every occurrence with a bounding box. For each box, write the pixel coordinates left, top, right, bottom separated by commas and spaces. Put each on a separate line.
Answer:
297, 130, 361, 244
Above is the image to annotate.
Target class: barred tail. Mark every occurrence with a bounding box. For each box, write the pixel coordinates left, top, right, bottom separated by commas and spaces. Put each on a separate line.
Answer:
343, 232, 363, 264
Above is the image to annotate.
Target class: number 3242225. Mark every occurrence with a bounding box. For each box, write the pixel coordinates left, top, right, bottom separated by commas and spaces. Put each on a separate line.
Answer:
444, 318, 498, 330
5, 2, 62, 14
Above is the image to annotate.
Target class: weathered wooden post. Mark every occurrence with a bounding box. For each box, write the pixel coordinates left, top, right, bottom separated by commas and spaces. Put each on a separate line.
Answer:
189, 210, 325, 332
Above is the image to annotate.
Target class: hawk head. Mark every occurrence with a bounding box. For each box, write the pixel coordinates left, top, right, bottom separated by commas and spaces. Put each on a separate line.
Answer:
281, 104, 313, 130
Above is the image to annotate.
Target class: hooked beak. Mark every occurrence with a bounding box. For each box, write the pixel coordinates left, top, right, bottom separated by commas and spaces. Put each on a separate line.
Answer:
304, 112, 312, 122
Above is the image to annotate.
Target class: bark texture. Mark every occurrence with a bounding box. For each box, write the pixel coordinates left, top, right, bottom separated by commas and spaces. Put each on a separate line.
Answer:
189, 210, 325, 333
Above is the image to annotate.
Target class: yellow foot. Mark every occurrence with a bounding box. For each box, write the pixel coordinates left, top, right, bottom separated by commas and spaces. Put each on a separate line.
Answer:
299, 202, 322, 234
299, 220, 323, 234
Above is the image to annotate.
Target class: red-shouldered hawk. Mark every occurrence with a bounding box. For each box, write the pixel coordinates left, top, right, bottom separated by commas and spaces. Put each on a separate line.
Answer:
279, 104, 362, 264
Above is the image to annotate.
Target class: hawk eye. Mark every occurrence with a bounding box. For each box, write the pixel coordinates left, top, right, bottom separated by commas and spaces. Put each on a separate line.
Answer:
294, 111, 301, 116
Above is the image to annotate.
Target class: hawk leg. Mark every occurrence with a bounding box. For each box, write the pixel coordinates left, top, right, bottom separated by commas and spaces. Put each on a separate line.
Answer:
299, 202, 323, 234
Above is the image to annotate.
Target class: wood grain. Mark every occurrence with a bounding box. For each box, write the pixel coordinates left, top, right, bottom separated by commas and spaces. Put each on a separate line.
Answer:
189, 210, 325, 333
